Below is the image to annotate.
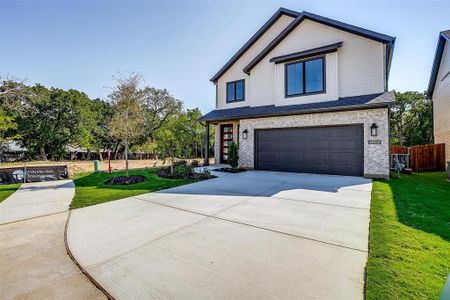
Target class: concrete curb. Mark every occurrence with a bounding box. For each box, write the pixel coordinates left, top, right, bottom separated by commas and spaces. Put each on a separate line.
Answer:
64, 210, 115, 300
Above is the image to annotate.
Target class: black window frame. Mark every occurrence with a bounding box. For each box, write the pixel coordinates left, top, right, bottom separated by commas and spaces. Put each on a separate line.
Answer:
226, 79, 245, 103
284, 56, 326, 98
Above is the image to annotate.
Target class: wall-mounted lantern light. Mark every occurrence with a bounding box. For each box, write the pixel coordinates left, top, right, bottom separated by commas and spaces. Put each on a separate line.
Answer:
242, 129, 248, 140
370, 123, 378, 136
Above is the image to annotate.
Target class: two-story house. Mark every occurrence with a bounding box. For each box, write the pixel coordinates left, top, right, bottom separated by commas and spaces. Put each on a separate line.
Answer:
427, 30, 450, 166
200, 8, 396, 178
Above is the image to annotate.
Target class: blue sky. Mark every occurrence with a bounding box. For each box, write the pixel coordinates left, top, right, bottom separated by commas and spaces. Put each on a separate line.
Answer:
0, 0, 449, 113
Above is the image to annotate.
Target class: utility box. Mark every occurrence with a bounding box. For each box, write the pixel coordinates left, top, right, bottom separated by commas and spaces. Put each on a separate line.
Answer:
94, 160, 101, 173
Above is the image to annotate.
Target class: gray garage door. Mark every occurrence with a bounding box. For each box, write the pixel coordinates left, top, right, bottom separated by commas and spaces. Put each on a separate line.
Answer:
255, 125, 364, 176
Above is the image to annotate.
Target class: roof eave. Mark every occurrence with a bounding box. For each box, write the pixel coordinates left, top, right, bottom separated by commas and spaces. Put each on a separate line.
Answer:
426, 32, 449, 99
200, 101, 392, 123
209, 8, 300, 83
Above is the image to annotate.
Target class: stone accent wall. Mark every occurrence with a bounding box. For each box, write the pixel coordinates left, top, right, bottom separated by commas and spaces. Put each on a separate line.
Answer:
237, 108, 390, 178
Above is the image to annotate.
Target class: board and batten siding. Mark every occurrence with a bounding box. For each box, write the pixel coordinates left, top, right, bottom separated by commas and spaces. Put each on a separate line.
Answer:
432, 41, 450, 162
216, 19, 386, 110
216, 15, 294, 110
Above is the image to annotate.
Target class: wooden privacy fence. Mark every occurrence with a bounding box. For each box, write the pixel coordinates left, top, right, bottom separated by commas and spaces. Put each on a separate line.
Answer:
390, 143, 446, 172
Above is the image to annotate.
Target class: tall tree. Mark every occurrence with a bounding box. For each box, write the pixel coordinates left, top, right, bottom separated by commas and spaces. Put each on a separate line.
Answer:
17, 86, 97, 160
108, 73, 144, 176
390, 91, 433, 146
141, 87, 182, 142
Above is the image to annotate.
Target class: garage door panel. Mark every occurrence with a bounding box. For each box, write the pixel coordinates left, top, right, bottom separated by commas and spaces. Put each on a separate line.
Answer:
256, 125, 363, 176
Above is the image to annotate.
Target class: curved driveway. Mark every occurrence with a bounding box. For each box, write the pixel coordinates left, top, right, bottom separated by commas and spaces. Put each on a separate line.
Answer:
0, 180, 105, 299
68, 171, 372, 299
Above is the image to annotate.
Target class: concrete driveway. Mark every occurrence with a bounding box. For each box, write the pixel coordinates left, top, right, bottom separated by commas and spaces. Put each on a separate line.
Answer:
67, 171, 372, 299
0, 181, 105, 299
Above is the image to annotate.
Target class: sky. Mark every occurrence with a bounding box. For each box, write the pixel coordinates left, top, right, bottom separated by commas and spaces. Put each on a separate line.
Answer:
0, 0, 449, 113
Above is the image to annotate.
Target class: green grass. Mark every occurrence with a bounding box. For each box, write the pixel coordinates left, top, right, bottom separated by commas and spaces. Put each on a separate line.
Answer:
366, 172, 450, 299
71, 169, 195, 209
0, 183, 20, 202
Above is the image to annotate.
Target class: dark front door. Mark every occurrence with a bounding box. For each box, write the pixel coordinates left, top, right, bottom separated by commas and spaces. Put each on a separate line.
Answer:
220, 124, 233, 163
255, 125, 364, 176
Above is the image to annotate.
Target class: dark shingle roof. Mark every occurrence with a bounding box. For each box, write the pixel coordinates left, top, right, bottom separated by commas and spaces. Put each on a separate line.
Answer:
200, 92, 394, 122
427, 30, 450, 98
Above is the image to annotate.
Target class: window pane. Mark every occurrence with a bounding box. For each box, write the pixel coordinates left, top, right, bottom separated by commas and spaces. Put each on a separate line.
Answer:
227, 83, 235, 101
305, 59, 323, 93
286, 62, 303, 95
235, 81, 244, 100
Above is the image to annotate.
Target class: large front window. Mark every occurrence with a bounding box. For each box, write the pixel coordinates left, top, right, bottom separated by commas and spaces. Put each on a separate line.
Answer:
285, 57, 325, 97
226, 80, 245, 102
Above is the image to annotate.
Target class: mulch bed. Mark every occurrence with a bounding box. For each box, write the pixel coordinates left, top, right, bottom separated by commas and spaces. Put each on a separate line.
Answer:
105, 175, 147, 185
214, 168, 247, 173
156, 168, 217, 181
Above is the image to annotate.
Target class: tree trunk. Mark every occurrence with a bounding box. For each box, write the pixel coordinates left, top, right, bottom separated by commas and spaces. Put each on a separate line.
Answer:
98, 150, 103, 161
170, 156, 174, 175
125, 136, 129, 177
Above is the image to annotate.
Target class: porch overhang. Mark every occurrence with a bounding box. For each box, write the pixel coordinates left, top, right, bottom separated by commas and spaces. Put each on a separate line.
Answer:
199, 92, 394, 123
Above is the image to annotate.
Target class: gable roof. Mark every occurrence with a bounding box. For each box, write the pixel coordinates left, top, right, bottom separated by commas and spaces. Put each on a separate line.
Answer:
426, 30, 450, 99
210, 8, 396, 83
243, 11, 396, 75
209, 8, 300, 83
200, 92, 394, 122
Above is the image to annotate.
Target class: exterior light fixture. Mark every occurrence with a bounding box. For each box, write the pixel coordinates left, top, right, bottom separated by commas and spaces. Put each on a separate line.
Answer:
370, 123, 378, 136
242, 129, 248, 140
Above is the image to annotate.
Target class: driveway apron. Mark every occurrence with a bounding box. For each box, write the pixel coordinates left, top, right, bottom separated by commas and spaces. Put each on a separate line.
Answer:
68, 171, 372, 299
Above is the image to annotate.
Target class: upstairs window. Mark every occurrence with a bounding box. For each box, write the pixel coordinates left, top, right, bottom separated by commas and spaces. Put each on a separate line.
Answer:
285, 57, 325, 97
226, 80, 245, 102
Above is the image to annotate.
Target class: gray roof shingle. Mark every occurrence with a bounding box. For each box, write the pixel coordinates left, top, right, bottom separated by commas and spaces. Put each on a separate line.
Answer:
200, 92, 394, 122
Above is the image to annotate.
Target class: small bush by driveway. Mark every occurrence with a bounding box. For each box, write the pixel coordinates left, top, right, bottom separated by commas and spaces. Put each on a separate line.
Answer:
366, 172, 450, 299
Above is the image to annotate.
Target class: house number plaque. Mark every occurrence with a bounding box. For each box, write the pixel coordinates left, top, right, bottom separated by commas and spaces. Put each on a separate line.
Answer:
368, 140, 381, 144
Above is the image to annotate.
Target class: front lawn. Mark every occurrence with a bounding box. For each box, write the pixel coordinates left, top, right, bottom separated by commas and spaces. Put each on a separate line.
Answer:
0, 183, 20, 202
366, 172, 450, 299
71, 169, 195, 209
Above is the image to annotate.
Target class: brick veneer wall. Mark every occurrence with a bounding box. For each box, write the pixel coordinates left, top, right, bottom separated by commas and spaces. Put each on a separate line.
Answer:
235, 108, 390, 178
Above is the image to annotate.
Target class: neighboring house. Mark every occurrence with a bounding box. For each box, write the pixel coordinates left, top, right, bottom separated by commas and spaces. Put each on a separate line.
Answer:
427, 30, 450, 165
200, 8, 396, 178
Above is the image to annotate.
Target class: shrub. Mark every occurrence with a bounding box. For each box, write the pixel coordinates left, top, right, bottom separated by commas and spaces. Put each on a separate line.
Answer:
228, 141, 239, 169
173, 164, 193, 179
190, 160, 200, 168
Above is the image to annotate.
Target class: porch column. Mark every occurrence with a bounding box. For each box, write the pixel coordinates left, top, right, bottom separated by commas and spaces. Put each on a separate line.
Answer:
204, 121, 210, 166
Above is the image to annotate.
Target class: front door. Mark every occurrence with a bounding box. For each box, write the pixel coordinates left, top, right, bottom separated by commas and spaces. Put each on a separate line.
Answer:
220, 124, 233, 163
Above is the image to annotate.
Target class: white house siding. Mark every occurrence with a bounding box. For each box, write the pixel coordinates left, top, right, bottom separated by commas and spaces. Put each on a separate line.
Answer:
216, 15, 294, 110
217, 19, 386, 110
432, 42, 450, 163
236, 108, 390, 178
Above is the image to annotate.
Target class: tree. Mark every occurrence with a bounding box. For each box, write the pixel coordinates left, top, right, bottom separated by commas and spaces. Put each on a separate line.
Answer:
141, 87, 182, 142
390, 91, 433, 146
16, 86, 98, 160
155, 116, 184, 175
108, 73, 144, 177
